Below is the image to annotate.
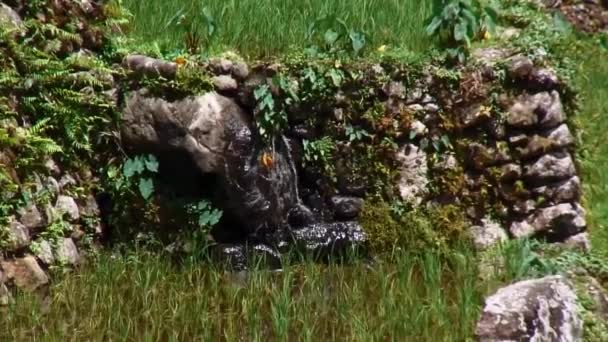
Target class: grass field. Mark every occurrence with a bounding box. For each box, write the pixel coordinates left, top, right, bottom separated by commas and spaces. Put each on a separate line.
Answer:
122, 0, 435, 58
1, 248, 488, 341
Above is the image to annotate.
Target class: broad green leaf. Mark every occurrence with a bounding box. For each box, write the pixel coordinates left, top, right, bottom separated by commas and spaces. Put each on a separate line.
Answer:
324, 29, 339, 46
425, 16, 443, 36
144, 154, 159, 173
454, 22, 467, 42
349, 31, 366, 54
138, 178, 154, 200
123, 158, 144, 178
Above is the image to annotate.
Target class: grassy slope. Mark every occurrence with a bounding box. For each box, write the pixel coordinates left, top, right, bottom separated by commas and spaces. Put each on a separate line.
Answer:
122, 0, 434, 58
574, 44, 608, 256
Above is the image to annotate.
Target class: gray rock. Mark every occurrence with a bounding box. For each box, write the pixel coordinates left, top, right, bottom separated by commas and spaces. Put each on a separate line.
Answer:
468, 218, 508, 250
331, 196, 364, 220
424, 103, 439, 113
1, 256, 49, 292
511, 203, 586, 238
80, 195, 100, 217
35, 240, 55, 265
512, 200, 537, 215
509, 56, 534, 79
209, 58, 233, 74
562, 232, 591, 252
395, 144, 428, 205
212, 75, 238, 93
532, 176, 581, 203
407, 104, 424, 112
507, 91, 564, 129
45, 176, 60, 195
6, 219, 29, 251
44, 158, 61, 175
18, 204, 44, 230
538, 91, 565, 128
0, 3, 23, 33
524, 153, 576, 181
383, 81, 406, 99
122, 91, 249, 174
55, 195, 80, 221
231, 62, 250, 80
518, 124, 574, 159
0, 282, 9, 306
410, 120, 428, 137
58, 174, 77, 189
475, 275, 582, 342
530, 68, 559, 90
55, 238, 80, 266
122, 55, 177, 79
544, 123, 574, 146
472, 48, 513, 67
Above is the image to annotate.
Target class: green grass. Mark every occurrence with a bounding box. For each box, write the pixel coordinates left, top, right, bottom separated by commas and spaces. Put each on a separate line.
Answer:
122, 0, 435, 58
1, 248, 486, 341
573, 43, 608, 256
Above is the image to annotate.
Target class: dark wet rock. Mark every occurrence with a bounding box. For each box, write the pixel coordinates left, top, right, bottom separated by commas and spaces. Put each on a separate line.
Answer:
287, 204, 316, 228
1, 256, 49, 292
510, 203, 586, 239
468, 218, 508, 251
290, 221, 367, 260
524, 153, 576, 182
18, 204, 44, 230
460, 103, 490, 128
213, 243, 282, 271
123, 55, 177, 79
499, 163, 522, 183
475, 275, 582, 342
331, 196, 364, 220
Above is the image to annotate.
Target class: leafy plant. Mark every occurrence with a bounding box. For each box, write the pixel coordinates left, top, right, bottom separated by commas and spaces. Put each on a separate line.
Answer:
107, 154, 159, 201
166, 6, 218, 54
345, 125, 371, 142
305, 14, 367, 56
426, 0, 498, 62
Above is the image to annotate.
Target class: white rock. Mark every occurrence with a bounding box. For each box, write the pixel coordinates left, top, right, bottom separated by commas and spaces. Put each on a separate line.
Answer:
469, 218, 508, 250
395, 144, 428, 205
55, 195, 80, 221
476, 275, 582, 342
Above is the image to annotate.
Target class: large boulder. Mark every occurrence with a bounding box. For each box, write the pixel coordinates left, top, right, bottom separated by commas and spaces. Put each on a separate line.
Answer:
122, 90, 250, 174
475, 275, 582, 342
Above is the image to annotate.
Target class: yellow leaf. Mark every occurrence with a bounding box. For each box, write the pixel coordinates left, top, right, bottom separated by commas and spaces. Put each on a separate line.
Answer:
377, 45, 387, 52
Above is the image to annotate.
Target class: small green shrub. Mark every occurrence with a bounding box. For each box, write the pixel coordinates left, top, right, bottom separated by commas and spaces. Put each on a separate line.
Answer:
359, 199, 469, 254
